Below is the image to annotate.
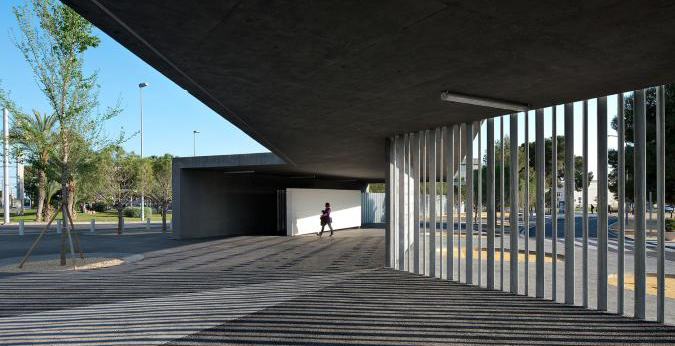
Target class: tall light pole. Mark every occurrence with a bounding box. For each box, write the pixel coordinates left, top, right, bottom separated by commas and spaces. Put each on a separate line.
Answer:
139, 82, 149, 221
193, 130, 199, 156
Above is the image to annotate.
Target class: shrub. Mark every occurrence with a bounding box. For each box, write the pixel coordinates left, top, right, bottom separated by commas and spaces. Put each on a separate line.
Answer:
667, 219, 674, 232
91, 202, 108, 213
123, 207, 152, 218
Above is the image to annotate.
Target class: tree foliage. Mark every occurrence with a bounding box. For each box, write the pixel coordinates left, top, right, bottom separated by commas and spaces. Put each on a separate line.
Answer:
10, 110, 57, 220
94, 147, 143, 234
12, 0, 121, 263
146, 154, 173, 232
609, 86, 674, 204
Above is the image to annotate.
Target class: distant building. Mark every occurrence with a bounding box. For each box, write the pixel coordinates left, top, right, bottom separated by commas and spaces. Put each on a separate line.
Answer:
556, 179, 618, 212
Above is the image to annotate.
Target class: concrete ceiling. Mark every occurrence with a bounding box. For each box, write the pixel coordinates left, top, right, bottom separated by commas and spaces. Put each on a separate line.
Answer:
63, 0, 675, 180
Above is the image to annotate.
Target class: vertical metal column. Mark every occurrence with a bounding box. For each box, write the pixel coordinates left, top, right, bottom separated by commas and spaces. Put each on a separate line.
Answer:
552, 106, 558, 301
633, 89, 646, 319
500, 116, 505, 290
457, 125, 462, 282
617, 93, 625, 315
582, 101, 589, 309
564, 103, 575, 305
656, 85, 666, 323
536, 108, 545, 298
407, 136, 413, 271
487, 118, 496, 290
430, 129, 437, 277
385, 138, 393, 268
466, 122, 474, 284
399, 135, 406, 271
439, 128, 444, 278
597, 96, 608, 311
447, 126, 455, 280
413, 132, 421, 274
524, 112, 530, 295
422, 131, 428, 276
478, 122, 483, 287
510, 113, 519, 294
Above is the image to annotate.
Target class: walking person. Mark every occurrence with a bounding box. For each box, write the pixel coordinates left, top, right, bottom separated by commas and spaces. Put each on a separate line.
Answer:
317, 202, 334, 237
590, 204, 595, 214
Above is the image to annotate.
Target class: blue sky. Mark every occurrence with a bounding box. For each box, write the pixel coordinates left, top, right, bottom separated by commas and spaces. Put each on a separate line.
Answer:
0, 0, 268, 162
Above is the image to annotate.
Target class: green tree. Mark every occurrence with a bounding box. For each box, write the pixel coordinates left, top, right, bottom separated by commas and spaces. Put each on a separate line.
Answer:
13, 0, 121, 264
147, 155, 173, 232
96, 147, 142, 234
10, 110, 57, 221
609, 86, 674, 204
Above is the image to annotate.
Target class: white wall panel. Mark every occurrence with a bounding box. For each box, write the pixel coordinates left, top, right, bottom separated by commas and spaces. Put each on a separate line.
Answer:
286, 188, 361, 236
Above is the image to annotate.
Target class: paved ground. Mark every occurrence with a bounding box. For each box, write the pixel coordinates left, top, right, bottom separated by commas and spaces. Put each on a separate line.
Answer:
1, 228, 675, 345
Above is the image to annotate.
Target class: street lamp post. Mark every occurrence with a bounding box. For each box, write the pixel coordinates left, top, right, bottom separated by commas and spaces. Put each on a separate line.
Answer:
193, 130, 200, 156
139, 82, 148, 221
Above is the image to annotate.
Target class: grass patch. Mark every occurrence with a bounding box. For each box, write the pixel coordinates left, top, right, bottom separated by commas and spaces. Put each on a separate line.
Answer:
1, 209, 172, 223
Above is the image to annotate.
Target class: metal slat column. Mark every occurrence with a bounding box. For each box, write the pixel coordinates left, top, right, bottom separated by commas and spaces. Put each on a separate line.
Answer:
552, 107, 558, 301
466, 122, 474, 284
457, 125, 462, 282
597, 96, 608, 311
430, 129, 437, 277
413, 133, 421, 274
422, 131, 428, 275
656, 86, 666, 323
564, 103, 575, 305
447, 126, 454, 280
407, 136, 413, 271
439, 128, 445, 278
524, 112, 530, 295
500, 116, 505, 290
487, 118, 496, 289
478, 122, 483, 287
582, 101, 589, 308
536, 109, 545, 298
634, 89, 646, 319
385, 138, 394, 268
617, 93, 625, 315
510, 113, 519, 294
399, 135, 406, 270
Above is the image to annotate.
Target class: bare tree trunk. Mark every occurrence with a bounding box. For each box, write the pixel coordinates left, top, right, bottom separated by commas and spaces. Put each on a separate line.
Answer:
67, 180, 76, 221
61, 174, 69, 266
161, 205, 167, 233
60, 134, 70, 265
80, 201, 87, 214
36, 170, 46, 221
59, 220, 66, 265
117, 208, 123, 235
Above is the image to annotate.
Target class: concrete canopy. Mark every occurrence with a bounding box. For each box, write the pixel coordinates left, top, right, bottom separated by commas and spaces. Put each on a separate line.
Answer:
63, 0, 675, 180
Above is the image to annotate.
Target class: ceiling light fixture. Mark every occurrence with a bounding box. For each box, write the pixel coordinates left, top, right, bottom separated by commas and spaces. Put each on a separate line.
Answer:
223, 170, 255, 174
440, 91, 529, 112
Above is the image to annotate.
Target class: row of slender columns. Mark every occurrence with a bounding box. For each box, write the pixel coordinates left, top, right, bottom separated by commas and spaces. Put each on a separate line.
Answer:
386, 87, 666, 322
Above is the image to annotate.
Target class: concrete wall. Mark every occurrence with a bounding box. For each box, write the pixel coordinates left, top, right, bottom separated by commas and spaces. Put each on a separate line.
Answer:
176, 169, 278, 239
286, 188, 361, 236
172, 154, 368, 239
